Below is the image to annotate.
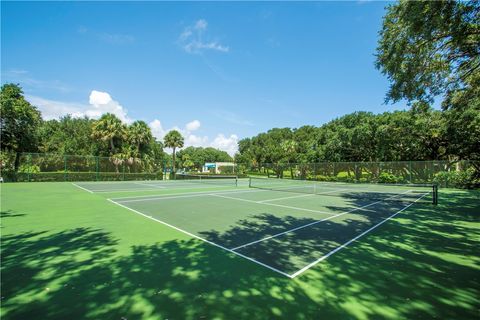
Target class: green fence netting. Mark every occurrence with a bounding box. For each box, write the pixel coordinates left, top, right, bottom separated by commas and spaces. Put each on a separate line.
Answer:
3, 152, 164, 182
239, 160, 479, 188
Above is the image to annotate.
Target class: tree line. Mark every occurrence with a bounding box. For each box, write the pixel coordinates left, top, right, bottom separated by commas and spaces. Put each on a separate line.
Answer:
235, 1, 479, 177
0, 84, 232, 175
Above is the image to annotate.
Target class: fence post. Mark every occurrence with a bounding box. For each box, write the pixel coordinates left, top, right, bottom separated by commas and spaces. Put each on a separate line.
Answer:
96, 156, 99, 181
27, 153, 31, 182
409, 161, 412, 183
64, 155, 67, 181
122, 162, 125, 181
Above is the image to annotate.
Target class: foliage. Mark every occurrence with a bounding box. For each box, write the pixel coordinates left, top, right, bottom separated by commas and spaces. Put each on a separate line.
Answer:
0, 84, 41, 170
177, 146, 233, 171
377, 172, 402, 184
91, 113, 127, 156
163, 130, 184, 174
375, 0, 480, 164
375, 0, 480, 105
237, 109, 454, 169
17, 164, 40, 174
433, 169, 480, 189
38, 116, 97, 155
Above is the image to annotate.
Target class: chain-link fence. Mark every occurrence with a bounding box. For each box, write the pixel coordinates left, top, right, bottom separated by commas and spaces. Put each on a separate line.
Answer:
2, 153, 478, 188
1, 152, 164, 182
238, 160, 479, 188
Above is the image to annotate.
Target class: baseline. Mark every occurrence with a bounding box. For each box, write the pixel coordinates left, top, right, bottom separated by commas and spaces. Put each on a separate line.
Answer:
107, 198, 293, 278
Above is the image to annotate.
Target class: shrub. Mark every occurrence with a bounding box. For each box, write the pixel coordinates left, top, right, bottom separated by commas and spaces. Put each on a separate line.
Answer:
18, 164, 40, 173
378, 172, 402, 183
433, 169, 480, 189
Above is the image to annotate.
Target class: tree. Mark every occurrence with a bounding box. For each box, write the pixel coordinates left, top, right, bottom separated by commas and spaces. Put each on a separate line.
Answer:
38, 116, 96, 155
0, 83, 41, 171
181, 154, 195, 171
375, 0, 480, 105
91, 113, 126, 156
127, 121, 153, 156
163, 130, 184, 176
375, 0, 480, 165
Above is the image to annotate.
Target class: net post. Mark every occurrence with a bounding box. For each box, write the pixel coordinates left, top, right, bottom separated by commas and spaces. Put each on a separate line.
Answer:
235, 176, 238, 187
249, 177, 252, 188
433, 184, 438, 205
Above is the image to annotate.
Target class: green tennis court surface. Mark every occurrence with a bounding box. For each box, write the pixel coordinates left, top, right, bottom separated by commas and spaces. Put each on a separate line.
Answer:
75, 178, 437, 277
1, 180, 479, 319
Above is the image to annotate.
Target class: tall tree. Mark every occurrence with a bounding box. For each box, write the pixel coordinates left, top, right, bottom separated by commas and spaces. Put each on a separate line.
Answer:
91, 113, 126, 156
127, 120, 153, 156
375, 0, 480, 105
0, 83, 41, 171
163, 130, 184, 176
375, 0, 480, 164
38, 116, 96, 155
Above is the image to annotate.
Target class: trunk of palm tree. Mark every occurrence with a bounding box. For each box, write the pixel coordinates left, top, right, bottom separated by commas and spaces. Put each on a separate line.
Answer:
172, 147, 176, 178
110, 138, 115, 154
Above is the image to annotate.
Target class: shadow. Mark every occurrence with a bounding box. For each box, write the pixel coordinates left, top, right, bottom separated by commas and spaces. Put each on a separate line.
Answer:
1, 210, 26, 218
1, 227, 319, 320
1, 189, 479, 319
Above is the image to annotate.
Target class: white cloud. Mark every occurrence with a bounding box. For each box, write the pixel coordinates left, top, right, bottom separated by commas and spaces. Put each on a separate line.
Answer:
26, 96, 89, 120
195, 19, 208, 31
86, 90, 131, 123
186, 119, 201, 131
27, 90, 132, 123
3, 70, 71, 93
211, 134, 239, 156
148, 119, 238, 155
28, 92, 239, 155
178, 19, 230, 54
149, 119, 166, 140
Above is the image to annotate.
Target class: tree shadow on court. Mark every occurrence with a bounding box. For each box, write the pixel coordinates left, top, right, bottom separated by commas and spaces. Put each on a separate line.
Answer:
1, 225, 322, 319
1, 190, 479, 319
0, 210, 26, 219
297, 189, 480, 319
192, 189, 480, 319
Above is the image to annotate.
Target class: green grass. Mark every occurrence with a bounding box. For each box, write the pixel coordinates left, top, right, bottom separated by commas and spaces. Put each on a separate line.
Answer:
1, 182, 479, 319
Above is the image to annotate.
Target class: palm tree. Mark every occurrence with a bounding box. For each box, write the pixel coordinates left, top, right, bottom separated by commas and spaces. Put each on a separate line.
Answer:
163, 130, 184, 177
91, 113, 126, 173
127, 121, 153, 154
91, 113, 126, 155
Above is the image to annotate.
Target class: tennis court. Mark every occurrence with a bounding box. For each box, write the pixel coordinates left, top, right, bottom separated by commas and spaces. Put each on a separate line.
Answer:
73, 176, 437, 278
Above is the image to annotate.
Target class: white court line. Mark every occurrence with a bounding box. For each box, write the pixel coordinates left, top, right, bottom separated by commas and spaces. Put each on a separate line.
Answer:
230, 189, 417, 251
111, 188, 268, 202
257, 188, 351, 203
89, 184, 229, 193
107, 198, 292, 278
71, 182, 94, 194
258, 193, 315, 203
211, 194, 334, 216
134, 182, 165, 189
290, 192, 429, 278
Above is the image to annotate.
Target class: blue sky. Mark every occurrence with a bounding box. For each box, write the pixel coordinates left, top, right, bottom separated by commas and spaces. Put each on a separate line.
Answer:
1, 1, 407, 155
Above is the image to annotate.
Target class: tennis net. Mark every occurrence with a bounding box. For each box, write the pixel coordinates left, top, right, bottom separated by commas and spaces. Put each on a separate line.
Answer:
176, 174, 238, 186
249, 177, 438, 204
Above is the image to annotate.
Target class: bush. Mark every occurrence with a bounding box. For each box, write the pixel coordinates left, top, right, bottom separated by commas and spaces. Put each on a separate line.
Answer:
18, 164, 40, 173
378, 172, 402, 184
433, 169, 480, 189
14, 171, 163, 182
